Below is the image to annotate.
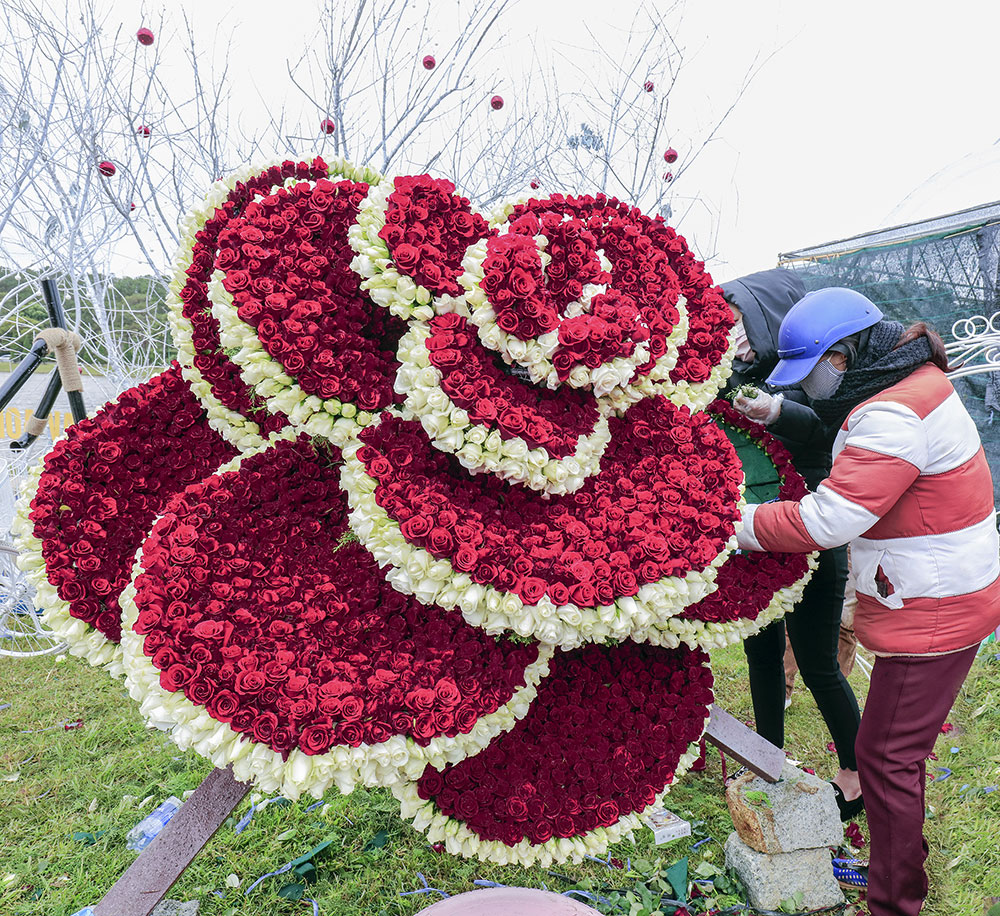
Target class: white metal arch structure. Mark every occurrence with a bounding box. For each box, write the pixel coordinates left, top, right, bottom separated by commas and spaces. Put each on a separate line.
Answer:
946, 311, 1000, 380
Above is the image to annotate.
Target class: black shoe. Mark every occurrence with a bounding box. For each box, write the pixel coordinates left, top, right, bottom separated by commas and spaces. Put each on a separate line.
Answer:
831, 782, 865, 821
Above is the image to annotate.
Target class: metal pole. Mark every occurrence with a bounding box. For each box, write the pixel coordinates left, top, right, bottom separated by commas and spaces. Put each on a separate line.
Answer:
10, 369, 62, 451
0, 340, 49, 413
38, 277, 86, 423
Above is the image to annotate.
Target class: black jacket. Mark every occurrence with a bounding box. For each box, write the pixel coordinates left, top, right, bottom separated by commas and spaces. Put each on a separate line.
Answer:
720, 269, 832, 489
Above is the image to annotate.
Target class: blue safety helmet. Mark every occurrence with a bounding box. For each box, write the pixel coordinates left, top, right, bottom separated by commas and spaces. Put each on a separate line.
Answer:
766, 288, 883, 387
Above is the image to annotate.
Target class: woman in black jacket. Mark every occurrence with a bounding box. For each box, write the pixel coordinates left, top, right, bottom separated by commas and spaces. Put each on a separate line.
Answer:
721, 268, 862, 818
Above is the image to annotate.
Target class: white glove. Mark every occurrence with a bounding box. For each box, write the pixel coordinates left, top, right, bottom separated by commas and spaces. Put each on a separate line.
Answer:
735, 504, 764, 551
733, 390, 783, 425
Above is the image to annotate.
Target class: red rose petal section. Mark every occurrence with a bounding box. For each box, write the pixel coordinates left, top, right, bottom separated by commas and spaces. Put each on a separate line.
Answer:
179, 161, 329, 434
131, 435, 541, 758
503, 195, 731, 384
356, 396, 742, 608
26, 365, 237, 642
480, 215, 610, 341
426, 313, 602, 457
412, 641, 713, 847
677, 401, 811, 626
219, 179, 405, 410
498, 197, 687, 377
379, 175, 493, 297
553, 290, 648, 381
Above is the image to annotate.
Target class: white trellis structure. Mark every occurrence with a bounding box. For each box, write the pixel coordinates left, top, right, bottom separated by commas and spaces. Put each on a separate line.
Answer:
946, 310, 1000, 379
780, 199, 1000, 512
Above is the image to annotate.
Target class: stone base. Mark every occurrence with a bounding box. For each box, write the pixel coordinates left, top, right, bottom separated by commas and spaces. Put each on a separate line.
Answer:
726, 761, 843, 854
151, 901, 199, 916
724, 832, 844, 911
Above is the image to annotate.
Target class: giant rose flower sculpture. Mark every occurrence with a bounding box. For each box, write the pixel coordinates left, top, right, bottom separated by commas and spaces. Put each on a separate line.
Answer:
13, 157, 816, 868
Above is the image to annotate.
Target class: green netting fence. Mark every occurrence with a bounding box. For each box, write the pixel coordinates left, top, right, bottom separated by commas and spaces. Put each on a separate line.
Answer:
779, 200, 1000, 506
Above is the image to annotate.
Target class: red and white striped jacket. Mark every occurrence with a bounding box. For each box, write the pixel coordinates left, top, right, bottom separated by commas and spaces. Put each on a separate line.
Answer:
739, 363, 1000, 655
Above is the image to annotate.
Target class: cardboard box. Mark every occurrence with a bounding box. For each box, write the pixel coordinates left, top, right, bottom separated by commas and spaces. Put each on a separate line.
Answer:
642, 807, 691, 845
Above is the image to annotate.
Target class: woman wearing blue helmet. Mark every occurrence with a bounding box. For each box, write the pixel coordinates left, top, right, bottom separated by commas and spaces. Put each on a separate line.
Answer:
737, 287, 1000, 916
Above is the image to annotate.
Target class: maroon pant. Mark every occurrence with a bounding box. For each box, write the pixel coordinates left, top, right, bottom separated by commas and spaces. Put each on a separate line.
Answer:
855, 644, 979, 916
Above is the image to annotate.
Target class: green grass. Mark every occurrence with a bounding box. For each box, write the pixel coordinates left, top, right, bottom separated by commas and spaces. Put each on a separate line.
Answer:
1, 641, 997, 915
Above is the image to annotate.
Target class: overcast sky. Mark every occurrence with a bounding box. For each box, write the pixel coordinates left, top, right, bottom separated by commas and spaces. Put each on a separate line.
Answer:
105, 0, 1000, 282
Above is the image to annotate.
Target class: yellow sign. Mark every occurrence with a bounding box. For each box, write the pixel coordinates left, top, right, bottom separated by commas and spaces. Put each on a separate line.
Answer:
1, 408, 77, 441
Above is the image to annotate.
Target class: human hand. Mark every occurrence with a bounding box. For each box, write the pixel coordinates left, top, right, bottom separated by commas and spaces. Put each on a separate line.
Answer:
733, 390, 783, 425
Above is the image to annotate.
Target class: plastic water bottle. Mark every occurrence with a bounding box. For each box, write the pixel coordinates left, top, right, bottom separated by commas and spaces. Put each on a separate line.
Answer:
125, 796, 182, 852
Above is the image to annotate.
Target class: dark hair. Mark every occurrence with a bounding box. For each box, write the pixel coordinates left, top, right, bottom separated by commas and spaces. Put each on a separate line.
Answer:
893, 321, 956, 373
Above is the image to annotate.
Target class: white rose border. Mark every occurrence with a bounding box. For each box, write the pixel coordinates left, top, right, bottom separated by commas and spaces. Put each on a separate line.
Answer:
197, 162, 388, 450
395, 322, 612, 496
341, 411, 745, 650
392, 730, 706, 867
457, 231, 691, 400
118, 434, 556, 801
11, 458, 124, 676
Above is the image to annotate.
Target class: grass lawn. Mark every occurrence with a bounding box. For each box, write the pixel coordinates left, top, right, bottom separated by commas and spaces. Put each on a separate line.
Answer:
1, 639, 998, 916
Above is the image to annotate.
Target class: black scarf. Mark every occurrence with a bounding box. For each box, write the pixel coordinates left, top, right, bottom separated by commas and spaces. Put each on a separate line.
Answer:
811, 320, 932, 430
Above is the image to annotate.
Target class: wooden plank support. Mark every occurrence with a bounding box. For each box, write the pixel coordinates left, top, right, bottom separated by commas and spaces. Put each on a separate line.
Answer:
703, 704, 785, 783
94, 766, 251, 916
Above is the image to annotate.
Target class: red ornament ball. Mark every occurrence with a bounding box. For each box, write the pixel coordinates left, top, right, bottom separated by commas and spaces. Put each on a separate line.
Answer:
129, 202, 136, 211
490, 95, 504, 110
530, 180, 539, 190
320, 118, 336, 135
423, 55, 436, 70
98, 160, 116, 177
663, 171, 673, 182
136, 28, 154, 46
663, 147, 678, 164
136, 125, 151, 137
644, 81, 654, 92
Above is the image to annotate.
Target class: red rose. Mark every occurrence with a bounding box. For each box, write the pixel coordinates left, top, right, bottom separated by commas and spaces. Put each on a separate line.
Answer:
548, 581, 571, 605
519, 576, 547, 604
427, 527, 454, 553
187, 678, 215, 705
211, 690, 240, 722
453, 545, 479, 572
400, 515, 433, 540
340, 695, 364, 720
434, 678, 462, 707
251, 712, 278, 744
419, 769, 445, 799
160, 663, 194, 691
391, 243, 420, 272
337, 722, 364, 747
412, 712, 438, 741
527, 821, 553, 845
234, 670, 266, 694
299, 723, 334, 755
454, 705, 479, 733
